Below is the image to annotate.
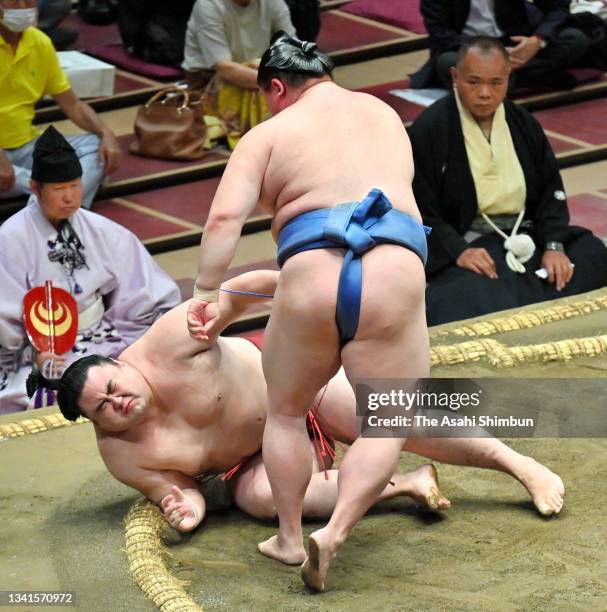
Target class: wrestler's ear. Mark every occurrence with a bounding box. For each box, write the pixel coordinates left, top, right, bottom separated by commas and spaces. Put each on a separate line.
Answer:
270, 77, 286, 98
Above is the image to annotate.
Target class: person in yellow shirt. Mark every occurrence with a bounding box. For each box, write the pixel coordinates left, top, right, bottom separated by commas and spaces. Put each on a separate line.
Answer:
0, 0, 121, 208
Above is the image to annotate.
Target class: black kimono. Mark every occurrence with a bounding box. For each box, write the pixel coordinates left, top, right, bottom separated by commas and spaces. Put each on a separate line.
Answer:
408, 93, 607, 325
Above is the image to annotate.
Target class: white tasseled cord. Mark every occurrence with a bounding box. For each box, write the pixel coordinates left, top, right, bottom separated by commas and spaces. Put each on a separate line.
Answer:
481, 209, 535, 273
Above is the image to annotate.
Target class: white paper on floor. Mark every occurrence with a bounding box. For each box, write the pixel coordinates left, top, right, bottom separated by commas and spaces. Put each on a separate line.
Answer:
389, 88, 449, 107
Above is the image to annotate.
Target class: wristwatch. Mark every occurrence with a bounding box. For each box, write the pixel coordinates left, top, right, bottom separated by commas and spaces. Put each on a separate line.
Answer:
536, 35, 548, 50
545, 241, 564, 252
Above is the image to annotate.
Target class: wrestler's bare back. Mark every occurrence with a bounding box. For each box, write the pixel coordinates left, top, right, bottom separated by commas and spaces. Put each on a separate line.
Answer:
95, 303, 269, 486
253, 81, 421, 237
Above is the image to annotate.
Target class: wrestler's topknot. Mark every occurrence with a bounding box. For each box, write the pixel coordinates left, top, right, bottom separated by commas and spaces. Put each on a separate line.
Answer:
258, 32, 333, 90
26, 367, 61, 398
301, 41, 317, 55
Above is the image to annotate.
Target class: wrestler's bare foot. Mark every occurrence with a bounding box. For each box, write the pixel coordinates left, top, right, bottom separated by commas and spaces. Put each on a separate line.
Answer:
398, 464, 451, 511
517, 457, 565, 516
258, 534, 307, 565
301, 528, 339, 592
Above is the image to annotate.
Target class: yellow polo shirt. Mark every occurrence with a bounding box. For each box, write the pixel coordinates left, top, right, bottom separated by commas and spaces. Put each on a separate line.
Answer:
0, 27, 71, 149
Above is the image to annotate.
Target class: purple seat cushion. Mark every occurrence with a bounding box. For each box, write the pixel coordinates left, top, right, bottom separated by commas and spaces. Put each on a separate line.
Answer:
89, 44, 182, 80
342, 0, 426, 34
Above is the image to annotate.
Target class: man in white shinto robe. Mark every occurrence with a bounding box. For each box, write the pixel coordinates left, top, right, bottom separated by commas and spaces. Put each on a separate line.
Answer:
0, 126, 180, 413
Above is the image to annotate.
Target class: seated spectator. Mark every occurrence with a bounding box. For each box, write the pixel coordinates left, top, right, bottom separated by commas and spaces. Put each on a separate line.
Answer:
182, 0, 295, 148
0, 126, 181, 413
115, 0, 317, 70
408, 37, 607, 326
412, 0, 590, 90
38, 0, 78, 50
116, 0, 197, 68
0, 0, 121, 209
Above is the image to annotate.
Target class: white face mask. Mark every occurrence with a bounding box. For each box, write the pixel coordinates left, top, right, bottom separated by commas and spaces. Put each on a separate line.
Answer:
1, 8, 37, 33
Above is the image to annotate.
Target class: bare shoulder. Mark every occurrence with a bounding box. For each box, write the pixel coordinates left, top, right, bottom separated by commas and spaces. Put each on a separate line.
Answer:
219, 122, 273, 178
236, 119, 274, 152
354, 89, 404, 123
149, 301, 190, 331
130, 302, 190, 351
140, 301, 221, 367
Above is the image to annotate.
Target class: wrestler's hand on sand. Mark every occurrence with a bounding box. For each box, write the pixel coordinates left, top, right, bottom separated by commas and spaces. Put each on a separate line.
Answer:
187, 299, 220, 342
160, 486, 200, 532
456, 248, 498, 279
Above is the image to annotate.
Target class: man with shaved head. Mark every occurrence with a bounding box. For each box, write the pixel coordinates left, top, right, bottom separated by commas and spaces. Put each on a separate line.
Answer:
408, 37, 607, 325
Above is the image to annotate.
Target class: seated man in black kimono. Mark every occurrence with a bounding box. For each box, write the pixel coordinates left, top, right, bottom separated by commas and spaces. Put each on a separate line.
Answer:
408, 37, 607, 326
412, 0, 589, 89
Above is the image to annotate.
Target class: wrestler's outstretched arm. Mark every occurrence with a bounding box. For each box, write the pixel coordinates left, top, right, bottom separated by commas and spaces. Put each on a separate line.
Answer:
199, 270, 280, 340
143, 269, 275, 357
189, 129, 271, 338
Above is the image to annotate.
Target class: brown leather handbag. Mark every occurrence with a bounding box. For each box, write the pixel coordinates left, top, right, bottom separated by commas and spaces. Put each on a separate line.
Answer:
130, 87, 206, 160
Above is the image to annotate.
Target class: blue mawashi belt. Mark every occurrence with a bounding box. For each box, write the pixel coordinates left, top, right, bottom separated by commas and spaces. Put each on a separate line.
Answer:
277, 188, 431, 344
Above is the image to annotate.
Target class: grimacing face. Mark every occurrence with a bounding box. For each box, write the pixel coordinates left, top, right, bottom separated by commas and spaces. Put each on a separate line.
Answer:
451, 48, 510, 122
32, 179, 83, 226
78, 361, 152, 432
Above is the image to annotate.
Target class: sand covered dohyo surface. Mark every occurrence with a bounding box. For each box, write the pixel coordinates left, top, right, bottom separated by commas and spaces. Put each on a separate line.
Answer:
1, 425, 606, 611
1, 290, 606, 611
174, 438, 607, 611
